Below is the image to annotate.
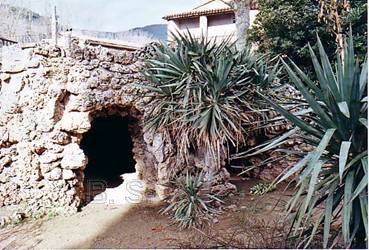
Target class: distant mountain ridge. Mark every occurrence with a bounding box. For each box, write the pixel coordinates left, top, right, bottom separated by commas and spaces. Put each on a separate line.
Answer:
130, 24, 167, 41
0, 3, 168, 45
75, 24, 167, 45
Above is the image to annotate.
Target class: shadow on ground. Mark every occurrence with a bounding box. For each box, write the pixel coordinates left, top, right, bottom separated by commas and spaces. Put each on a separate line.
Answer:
79, 178, 293, 249
0, 179, 294, 249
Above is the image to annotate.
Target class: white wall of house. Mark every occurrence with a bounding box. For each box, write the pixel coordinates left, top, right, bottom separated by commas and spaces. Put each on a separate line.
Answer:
207, 13, 236, 41
167, 10, 259, 43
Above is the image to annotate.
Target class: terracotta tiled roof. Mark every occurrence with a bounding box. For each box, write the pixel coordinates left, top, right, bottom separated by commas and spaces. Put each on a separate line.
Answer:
163, 0, 259, 21
163, 8, 234, 21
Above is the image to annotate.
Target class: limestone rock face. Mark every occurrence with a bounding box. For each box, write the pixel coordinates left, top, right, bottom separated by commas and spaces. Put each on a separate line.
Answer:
59, 112, 91, 133
0, 37, 236, 221
45, 167, 62, 181
61, 143, 87, 170
62, 169, 76, 180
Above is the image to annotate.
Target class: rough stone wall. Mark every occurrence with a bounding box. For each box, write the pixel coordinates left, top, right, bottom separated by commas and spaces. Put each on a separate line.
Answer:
0, 38, 235, 219
0, 39, 153, 216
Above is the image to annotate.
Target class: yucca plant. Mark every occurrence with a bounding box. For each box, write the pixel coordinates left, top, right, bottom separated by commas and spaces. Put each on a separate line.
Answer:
257, 32, 367, 248
161, 170, 222, 229
142, 32, 280, 166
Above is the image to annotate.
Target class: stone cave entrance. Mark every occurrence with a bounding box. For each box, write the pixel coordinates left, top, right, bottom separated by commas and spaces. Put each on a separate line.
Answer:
80, 114, 136, 203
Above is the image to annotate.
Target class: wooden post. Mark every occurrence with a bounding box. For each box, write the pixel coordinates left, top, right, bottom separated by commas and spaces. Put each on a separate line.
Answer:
51, 6, 58, 46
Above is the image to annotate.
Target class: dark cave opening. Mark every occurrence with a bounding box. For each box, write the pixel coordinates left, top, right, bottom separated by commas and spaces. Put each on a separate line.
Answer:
80, 115, 136, 202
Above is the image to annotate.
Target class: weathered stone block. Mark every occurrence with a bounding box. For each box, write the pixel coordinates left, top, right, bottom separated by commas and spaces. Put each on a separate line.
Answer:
26, 59, 40, 69
62, 169, 75, 180
59, 112, 91, 133
39, 152, 62, 164
61, 143, 87, 170
45, 168, 62, 181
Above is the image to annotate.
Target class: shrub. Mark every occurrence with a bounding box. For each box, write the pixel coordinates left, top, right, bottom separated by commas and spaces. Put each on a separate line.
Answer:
161, 170, 222, 229
259, 32, 367, 248
142, 32, 280, 165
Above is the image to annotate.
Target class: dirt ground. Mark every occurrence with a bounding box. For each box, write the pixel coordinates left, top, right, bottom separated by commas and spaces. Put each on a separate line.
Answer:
0, 178, 294, 249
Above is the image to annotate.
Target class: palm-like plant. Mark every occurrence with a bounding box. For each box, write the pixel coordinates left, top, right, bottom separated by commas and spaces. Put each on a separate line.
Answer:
142, 32, 279, 166
161, 170, 222, 229
259, 33, 367, 248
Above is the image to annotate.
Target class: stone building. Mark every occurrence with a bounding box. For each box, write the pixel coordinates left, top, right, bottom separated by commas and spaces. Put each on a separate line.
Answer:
0, 36, 235, 223
163, 0, 259, 43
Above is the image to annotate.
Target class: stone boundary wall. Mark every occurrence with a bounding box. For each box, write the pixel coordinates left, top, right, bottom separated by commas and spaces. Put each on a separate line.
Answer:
0, 38, 235, 222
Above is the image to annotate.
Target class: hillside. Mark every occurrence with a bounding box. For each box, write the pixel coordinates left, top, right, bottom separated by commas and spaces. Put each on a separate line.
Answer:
0, 4, 51, 43
74, 24, 167, 46
130, 24, 167, 41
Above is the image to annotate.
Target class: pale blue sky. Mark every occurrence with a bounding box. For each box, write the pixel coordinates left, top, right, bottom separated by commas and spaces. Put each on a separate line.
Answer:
6, 0, 199, 31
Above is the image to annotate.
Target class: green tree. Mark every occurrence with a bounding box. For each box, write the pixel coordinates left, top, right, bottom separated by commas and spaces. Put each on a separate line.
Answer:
318, 0, 367, 61
248, 0, 367, 71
